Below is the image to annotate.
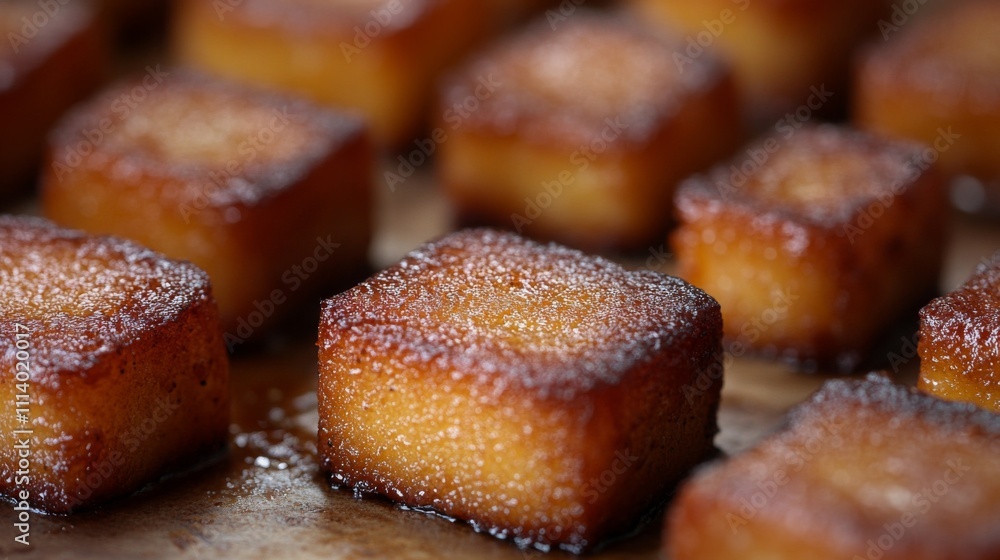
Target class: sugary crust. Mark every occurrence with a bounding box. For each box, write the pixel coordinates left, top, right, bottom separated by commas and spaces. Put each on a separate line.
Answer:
46, 70, 366, 213
0, 216, 229, 513
918, 252, 1000, 411
673, 125, 946, 371
668, 374, 1000, 559
319, 229, 723, 550
0, 215, 215, 382
438, 11, 732, 147
676, 125, 932, 229
321, 228, 721, 400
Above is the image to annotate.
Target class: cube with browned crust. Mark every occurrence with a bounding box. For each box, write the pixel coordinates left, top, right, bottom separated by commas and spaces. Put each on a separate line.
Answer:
672, 125, 947, 372
41, 71, 372, 339
667, 374, 1000, 560
627, 0, 888, 123
0, 0, 106, 195
434, 13, 742, 252
918, 252, 1000, 413
172, 0, 488, 146
0, 216, 229, 514
318, 229, 723, 552
855, 0, 1000, 212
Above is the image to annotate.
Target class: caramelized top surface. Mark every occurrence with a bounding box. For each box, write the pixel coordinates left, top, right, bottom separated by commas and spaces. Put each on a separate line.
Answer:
439, 12, 729, 144
0, 216, 213, 380
684, 374, 1000, 553
677, 126, 928, 226
48, 71, 366, 208
0, 0, 96, 87
321, 229, 720, 399
920, 251, 1000, 377
859, 1, 1000, 109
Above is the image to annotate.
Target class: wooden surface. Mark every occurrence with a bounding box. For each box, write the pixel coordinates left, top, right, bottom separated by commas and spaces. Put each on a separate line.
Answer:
2, 173, 997, 559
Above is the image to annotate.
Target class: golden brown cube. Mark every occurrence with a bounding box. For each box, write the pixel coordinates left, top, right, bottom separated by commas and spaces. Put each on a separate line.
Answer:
667, 374, 1000, 560
0, 0, 106, 195
434, 12, 742, 252
855, 0, 1000, 212
918, 252, 1000, 413
672, 125, 947, 372
628, 0, 888, 123
0, 216, 229, 514
318, 229, 723, 552
41, 71, 373, 340
173, 0, 488, 146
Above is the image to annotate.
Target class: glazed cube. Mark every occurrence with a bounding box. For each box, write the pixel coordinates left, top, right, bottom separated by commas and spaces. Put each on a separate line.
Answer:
918, 252, 1000, 413
628, 0, 888, 123
667, 374, 1000, 560
855, 0, 1000, 212
41, 71, 372, 338
318, 229, 723, 552
434, 12, 742, 251
0, 0, 106, 195
672, 125, 947, 372
0, 216, 229, 514
173, 0, 488, 146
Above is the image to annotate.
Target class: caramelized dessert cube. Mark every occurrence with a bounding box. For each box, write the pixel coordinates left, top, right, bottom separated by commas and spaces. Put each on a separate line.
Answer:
667, 374, 1000, 560
918, 252, 1000, 413
434, 12, 742, 252
0, 0, 106, 196
628, 0, 888, 123
318, 229, 723, 552
672, 125, 947, 372
41, 72, 372, 338
0, 216, 229, 514
855, 0, 1000, 211
173, 0, 488, 146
